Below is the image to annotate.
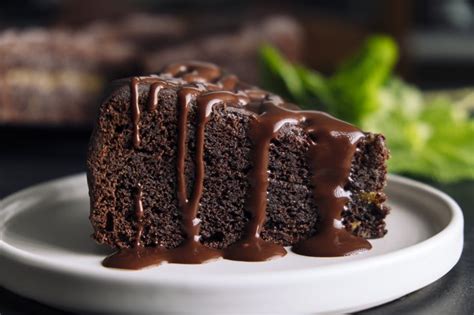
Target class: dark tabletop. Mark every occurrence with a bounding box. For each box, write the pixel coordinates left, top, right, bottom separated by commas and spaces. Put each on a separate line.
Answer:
0, 126, 473, 315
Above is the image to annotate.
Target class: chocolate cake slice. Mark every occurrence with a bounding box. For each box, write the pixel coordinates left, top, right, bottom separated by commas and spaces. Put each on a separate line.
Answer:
87, 61, 389, 269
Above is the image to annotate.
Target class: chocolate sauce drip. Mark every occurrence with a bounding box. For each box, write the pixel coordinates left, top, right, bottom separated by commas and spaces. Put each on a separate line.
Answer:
130, 77, 141, 148
223, 99, 290, 261
164, 61, 221, 83
295, 113, 371, 256
103, 61, 372, 269
172, 85, 222, 264
218, 74, 239, 90
148, 82, 163, 111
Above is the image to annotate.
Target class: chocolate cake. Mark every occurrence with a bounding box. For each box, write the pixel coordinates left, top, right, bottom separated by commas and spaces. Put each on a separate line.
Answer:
87, 61, 390, 269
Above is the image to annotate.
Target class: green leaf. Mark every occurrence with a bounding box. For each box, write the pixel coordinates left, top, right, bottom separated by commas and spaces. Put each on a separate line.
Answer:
363, 79, 474, 182
327, 35, 398, 124
259, 44, 308, 104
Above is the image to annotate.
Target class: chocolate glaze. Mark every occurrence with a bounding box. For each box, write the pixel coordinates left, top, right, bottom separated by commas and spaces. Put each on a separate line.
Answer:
130, 77, 141, 148
294, 113, 371, 256
223, 99, 290, 261
164, 61, 221, 83
173, 85, 222, 264
148, 82, 163, 111
103, 61, 372, 269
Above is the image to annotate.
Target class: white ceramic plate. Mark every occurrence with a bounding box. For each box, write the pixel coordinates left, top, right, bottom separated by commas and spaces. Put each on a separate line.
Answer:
0, 174, 463, 314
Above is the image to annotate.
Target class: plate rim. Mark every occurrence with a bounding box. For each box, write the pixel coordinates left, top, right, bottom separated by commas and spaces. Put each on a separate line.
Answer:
0, 173, 464, 287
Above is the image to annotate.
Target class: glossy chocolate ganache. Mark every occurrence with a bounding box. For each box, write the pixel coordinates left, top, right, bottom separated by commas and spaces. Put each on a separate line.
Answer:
102, 61, 373, 269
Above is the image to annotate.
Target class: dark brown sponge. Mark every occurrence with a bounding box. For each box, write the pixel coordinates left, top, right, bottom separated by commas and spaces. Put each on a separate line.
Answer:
87, 80, 390, 250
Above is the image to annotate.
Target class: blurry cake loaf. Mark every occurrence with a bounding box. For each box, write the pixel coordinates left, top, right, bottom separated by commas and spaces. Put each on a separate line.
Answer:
87, 61, 389, 269
0, 28, 138, 125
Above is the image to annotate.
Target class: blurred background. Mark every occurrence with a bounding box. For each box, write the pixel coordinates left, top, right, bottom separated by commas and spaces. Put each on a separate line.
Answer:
0, 1, 474, 314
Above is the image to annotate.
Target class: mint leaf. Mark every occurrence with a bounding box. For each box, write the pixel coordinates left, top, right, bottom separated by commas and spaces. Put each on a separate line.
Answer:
327, 35, 398, 124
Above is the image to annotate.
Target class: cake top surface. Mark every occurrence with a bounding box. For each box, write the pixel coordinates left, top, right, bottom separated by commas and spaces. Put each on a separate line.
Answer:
118, 61, 362, 147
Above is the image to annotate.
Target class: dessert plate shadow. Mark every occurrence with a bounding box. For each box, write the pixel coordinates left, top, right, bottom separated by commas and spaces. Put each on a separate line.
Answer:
0, 174, 463, 314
